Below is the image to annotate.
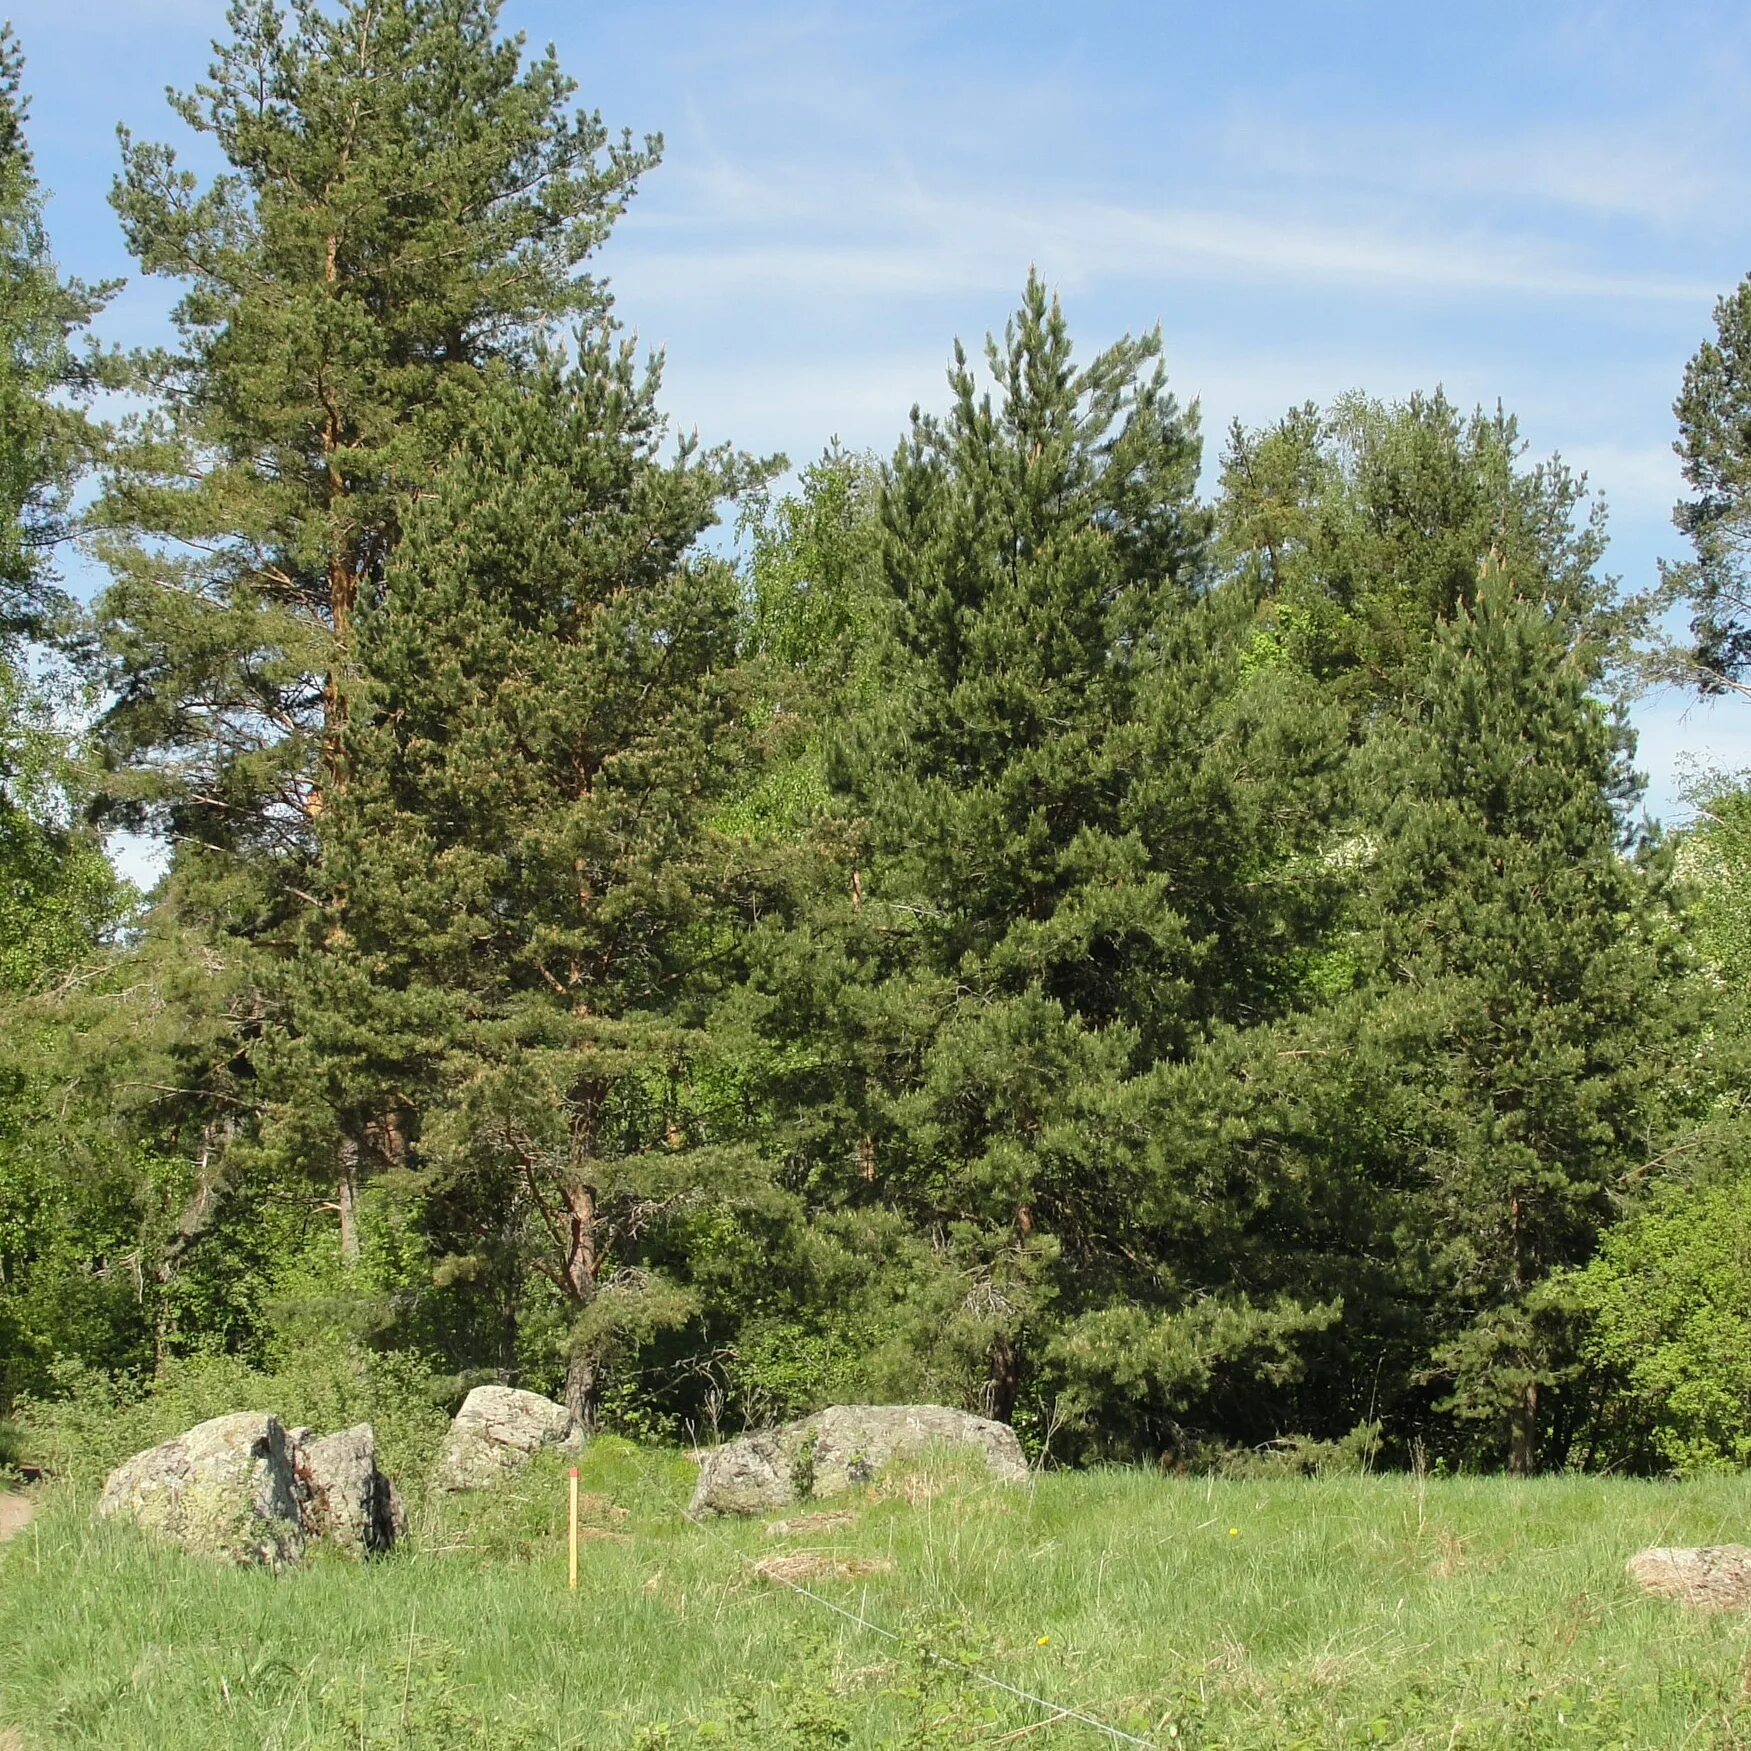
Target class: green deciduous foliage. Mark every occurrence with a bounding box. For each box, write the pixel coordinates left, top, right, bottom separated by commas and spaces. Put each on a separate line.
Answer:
720, 445, 886, 843
1559, 776, 1751, 1474
1683, 779, 1751, 985
1572, 1172, 1751, 1474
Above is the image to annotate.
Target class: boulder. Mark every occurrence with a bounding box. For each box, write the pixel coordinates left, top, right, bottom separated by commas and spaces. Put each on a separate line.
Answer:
690, 1404, 1028, 1517
1629, 1545, 1751, 1610
436, 1384, 573, 1491
690, 1423, 795, 1516
98, 1412, 305, 1568
289, 1423, 406, 1557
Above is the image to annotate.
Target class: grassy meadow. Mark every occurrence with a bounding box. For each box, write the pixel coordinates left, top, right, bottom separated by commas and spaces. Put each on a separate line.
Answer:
5, 1444, 1751, 1748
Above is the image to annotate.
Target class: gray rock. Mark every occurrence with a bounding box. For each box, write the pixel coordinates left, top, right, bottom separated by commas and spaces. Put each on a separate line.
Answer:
692, 1424, 796, 1515
1629, 1545, 1751, 1609
690, 1404, 1028, 1517
436, 1384, 573, 1491
290, 1423, 405, 1557
97, 1413, 305, 1568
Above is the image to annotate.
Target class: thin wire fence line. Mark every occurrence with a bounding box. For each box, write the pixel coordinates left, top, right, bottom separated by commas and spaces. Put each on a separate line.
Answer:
685, 1506, 1162, 1750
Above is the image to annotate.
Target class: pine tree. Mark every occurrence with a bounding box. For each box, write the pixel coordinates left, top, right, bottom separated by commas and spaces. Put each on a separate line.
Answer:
90, 0, 659, 1253
321, 333, 770, 1426
764, 277, 1349, 1430
1188, 390, 1647, 1456
1218, 391, 1616, 713
0, 32, 134, 1400
0, 25, 108, 652
0, 22, 114, 968
1353, 563, 1690, 1472
1667, 274, 1751, 695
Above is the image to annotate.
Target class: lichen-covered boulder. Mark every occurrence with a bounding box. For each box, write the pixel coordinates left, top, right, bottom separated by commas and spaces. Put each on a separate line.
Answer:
690, 1424, 795, 1515
98, 1413, 305, 1568
436, 1385, 573, 1491
1629, 1546, 1751, 1609
290, 1423, 405, 1557
690, 1404, 1028, 1517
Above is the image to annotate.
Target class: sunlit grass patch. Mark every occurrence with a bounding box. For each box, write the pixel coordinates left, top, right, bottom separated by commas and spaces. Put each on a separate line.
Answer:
6, 1453, 1751, 1746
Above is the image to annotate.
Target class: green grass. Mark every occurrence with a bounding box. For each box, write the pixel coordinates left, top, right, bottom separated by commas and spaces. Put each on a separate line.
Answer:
6, 1443, 1751, 1748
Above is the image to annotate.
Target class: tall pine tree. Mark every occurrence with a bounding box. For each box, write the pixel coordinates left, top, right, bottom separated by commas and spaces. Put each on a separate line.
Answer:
1218, 391, 1617, 714
0, 29, 133, 1401
0, 25, 108, 651
1353, 564, 1689, 1471
759, 277, 1348, 1432
92, 0, 659, 1258
1666, 273, 1751, 696
321, 334, 771, 1426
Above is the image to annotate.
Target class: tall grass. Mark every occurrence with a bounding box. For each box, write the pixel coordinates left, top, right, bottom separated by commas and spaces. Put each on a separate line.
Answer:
5, 1442, 1751, 1747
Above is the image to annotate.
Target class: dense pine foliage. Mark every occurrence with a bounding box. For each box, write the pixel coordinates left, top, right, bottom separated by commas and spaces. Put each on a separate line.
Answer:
2, 0, 1748, 1477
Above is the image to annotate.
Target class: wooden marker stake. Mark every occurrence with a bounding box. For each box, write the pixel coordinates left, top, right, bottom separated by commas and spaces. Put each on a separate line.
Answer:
568, 1466, 579, 1592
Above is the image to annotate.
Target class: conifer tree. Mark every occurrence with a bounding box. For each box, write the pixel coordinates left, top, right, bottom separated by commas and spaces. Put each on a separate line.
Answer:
1353, 564, 1689, 1471
1218, 392, 1615, 712
0, 24, 113, 990
0, 32, 134, 1399
1667, 274, 1751, 695
321, 334, 770, 1426
91, 0, 659, 1250
766, 277, 1348, 1428
0, 25, 107, 652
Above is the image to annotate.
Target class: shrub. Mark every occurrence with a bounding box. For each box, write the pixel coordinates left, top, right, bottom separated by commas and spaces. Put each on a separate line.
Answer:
15, 1338, 451, 1490
1571, 1169, 1751, 1473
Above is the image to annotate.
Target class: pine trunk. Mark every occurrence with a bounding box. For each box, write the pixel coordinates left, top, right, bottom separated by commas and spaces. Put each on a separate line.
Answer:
559, 1147, 602, 1436
1507, 1191, 1534, 1475
987, 1330, 1020, 1425
337, 1135, 361, 1268
153, 1119, 229, 1374
1508, 1380, 1538, 1477
565, 1350, 601, 1437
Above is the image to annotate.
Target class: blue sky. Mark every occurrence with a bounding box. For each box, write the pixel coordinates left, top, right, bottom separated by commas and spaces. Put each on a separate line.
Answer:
10, 0, 1751, 822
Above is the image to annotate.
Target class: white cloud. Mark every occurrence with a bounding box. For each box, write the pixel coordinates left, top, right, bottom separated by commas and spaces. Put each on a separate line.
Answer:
1219, 114, 1727, 227
615, 172, 1719, 314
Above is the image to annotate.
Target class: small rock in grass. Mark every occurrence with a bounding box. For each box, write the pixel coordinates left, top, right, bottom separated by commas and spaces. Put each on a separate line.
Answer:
1629, 1545, 1751, 1609
754, 1552, 894, 1585
290, 1423, 406, 1557
765, 1509, 859, 1538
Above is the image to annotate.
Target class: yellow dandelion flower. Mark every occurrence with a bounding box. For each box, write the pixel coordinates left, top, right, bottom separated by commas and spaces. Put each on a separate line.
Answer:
1037, 1635, 1051, 1646
1228, 1527, 1240, 1537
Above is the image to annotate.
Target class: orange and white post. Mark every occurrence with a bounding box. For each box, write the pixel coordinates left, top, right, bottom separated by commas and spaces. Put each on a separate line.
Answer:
568, 1466, 579, 1591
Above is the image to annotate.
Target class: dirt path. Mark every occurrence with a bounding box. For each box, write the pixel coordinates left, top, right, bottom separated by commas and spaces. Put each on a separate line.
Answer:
1, 1495, 37, 1745
0, 1488, 36, 1545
